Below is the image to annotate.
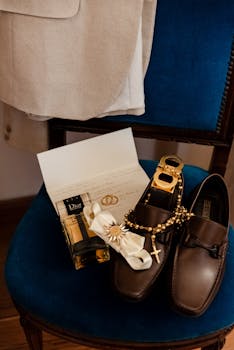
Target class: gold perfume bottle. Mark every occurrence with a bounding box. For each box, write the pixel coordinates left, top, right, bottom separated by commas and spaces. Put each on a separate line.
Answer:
57, 193, 110, 269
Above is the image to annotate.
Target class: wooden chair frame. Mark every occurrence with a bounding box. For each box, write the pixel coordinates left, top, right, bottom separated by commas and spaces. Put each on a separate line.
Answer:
20, 37, 232, 350
20, 73, 234, 348
17, 303, 234, 350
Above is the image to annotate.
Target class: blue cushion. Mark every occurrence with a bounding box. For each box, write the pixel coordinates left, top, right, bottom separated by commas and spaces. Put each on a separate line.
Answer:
107, 0, 234, 131
5, 161, 234, 343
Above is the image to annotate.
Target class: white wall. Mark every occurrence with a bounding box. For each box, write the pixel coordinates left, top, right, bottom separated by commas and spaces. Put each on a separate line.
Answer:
0, 103, 43, 199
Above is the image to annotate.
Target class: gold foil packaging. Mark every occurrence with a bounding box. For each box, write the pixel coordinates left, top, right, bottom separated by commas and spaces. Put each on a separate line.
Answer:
56, 193, 110, 270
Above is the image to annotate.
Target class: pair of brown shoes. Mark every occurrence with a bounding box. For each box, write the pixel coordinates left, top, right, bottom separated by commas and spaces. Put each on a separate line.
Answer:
112, 155, 229, 317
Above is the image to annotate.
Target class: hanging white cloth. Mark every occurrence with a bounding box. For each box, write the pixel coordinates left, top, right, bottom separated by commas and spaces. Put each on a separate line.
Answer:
0, 0, 157, 121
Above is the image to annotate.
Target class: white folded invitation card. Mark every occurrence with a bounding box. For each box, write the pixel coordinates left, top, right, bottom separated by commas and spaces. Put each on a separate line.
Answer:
37, 128, 149, 222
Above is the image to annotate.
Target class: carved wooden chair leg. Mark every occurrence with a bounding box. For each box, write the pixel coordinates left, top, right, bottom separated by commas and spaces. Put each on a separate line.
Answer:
201, 337, 226, 350
20, 316, 43, 350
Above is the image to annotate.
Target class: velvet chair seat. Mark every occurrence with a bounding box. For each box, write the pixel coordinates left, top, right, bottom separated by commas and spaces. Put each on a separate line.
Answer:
5, 160, 234, 345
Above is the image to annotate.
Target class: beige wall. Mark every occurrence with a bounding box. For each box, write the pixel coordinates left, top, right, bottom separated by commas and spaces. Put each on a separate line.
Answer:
0, 103, 43, 199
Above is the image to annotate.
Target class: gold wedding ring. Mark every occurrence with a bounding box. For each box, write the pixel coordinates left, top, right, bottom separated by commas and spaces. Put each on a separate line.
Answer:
101, 194, 119, 206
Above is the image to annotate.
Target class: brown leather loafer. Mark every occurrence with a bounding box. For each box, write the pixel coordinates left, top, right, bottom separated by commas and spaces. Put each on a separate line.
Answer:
171, 173, 229, 316
112, 155, 185, 301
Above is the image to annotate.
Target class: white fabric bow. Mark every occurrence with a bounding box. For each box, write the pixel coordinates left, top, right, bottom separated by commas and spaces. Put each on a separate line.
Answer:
83, 202, 152, 270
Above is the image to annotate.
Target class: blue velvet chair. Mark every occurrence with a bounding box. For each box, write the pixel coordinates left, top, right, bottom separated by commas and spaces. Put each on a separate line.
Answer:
5, 0, 234, 349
